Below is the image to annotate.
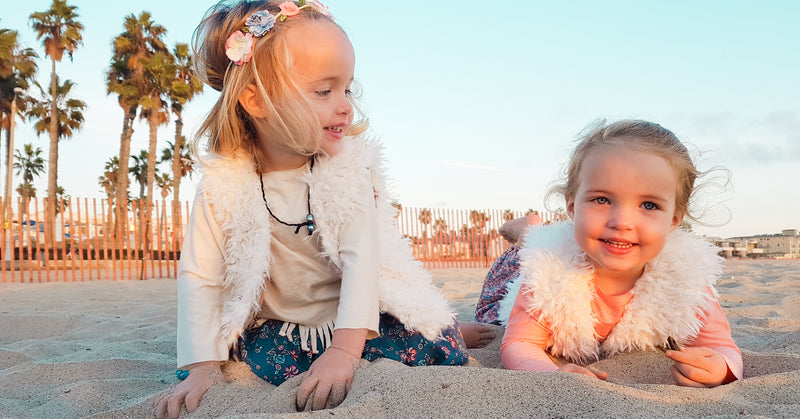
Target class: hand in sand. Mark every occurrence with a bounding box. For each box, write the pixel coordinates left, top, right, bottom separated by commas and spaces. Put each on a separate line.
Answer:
459, 321, 496, 348
296, 346, 361, 411
666, 346, 732, 387
156, 361, 221, 419
557, 363, 608, 380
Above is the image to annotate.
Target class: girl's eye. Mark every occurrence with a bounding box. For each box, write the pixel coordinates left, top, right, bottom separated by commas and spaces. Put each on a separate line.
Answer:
345, 89, 352, 96
642, 201, 660, 211
592, 197, 610, 205
315, 89, 331, 97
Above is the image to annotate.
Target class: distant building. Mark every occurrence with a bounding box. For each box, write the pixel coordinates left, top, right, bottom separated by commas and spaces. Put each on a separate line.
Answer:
712, 229, 800, 259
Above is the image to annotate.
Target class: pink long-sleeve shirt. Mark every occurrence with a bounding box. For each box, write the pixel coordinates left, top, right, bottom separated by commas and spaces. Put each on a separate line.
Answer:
501, 285, 743, 380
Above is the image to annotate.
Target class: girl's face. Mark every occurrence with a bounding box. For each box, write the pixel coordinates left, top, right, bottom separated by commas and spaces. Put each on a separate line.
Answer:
286, 20, 355, 156
566, 143, 682, 290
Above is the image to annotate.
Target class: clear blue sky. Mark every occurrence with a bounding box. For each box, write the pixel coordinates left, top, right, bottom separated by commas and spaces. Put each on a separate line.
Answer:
3, 0, 798, 238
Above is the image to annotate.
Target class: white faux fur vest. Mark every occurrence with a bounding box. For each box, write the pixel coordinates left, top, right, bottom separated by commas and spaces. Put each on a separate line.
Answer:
197, 137, 454, 345
498, 222, 724, 364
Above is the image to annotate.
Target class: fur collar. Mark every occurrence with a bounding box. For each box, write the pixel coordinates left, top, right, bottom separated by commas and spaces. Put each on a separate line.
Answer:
499, 222, 723, 364
197, 137, 454, 345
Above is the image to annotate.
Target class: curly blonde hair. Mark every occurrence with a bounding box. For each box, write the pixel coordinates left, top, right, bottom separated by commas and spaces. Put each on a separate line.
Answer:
192, 0, 367, 169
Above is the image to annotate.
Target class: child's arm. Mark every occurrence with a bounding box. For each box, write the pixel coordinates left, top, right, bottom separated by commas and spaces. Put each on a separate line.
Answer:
176, 192, 229, 367
501, 287, 607, 379
501, 286, 561, 371
296, 328, 367, 411
157, 193, 228, 418
331, 175, 380, 340
296, 175, 380, 411
666, 299, 742, 387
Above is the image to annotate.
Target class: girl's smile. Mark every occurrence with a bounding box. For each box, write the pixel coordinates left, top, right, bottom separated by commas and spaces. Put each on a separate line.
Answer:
599, 237, 636, 255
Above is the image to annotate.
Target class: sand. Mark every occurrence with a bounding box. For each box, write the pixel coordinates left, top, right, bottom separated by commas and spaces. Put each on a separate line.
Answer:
1, 259, 799, 418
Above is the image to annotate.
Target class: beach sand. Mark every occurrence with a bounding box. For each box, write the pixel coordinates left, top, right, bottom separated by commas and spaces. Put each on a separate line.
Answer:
1, 259, 799, 418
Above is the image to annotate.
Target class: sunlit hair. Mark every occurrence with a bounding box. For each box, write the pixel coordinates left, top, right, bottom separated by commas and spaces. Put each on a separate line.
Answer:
192, 0, 368, 170
547, 119, 729, 224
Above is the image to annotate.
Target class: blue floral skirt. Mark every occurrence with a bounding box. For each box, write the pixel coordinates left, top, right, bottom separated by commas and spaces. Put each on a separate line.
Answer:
233, 314, 469, 385
474, 245, 521, 325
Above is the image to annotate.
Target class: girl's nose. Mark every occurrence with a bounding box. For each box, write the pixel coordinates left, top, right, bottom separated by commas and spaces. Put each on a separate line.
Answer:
337, 93, 353, 115
608, 207, 634, 230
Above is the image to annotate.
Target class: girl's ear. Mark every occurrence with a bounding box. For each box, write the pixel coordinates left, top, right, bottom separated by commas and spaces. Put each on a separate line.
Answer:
670, 213, 684, 232
238, 84, 267, 118
566, 197, 575, 220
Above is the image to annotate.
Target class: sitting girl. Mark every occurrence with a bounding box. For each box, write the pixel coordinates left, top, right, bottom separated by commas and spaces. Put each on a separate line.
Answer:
500, 120, 742, 387
157, 1, 475, 416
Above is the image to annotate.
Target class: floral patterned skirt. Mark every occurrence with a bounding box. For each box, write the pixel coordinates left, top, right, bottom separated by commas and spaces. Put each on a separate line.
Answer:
234, 314, 469, 385
474, 245, 521, 325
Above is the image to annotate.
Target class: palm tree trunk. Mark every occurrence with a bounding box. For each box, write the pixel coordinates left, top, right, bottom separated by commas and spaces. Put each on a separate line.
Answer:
115, 111, 134, 241
46, 60, 58, 246
1, 128, 7, 260
171, 119, 182, 247
145, 98, 160, 254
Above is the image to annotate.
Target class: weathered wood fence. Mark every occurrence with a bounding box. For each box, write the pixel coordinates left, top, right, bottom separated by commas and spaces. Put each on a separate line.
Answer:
1, 196, 565, 282
1, 196, 189, 283
396, 207, 566, 269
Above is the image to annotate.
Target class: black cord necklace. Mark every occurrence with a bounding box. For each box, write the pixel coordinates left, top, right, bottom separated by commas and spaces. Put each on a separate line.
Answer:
258, 158, 316, 236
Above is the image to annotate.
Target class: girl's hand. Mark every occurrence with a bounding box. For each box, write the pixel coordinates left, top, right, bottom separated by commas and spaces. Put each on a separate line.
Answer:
155, 361, 221, 419
296, 346, 361, 411
557, 363, 608, 380
666, 346, 730, 387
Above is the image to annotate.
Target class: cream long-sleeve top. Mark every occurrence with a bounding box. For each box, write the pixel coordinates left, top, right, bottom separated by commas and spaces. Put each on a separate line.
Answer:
177, 161, 380, 368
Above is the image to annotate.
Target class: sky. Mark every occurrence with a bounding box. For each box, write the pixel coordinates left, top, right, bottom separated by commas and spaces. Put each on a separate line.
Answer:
2, 0, 798, 239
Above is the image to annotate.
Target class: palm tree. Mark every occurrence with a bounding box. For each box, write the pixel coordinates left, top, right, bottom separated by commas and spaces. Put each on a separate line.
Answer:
433, 217, 448, 243
55, 185, 69, 214
469, 210, 490, 259
129, 150, 148, 200
165, 42, 202, 238
140, 50, 175, 212
15, 182, 36, 218
417, 208, 432, 256
106, 55, 138, 232
1, 27, 38, 141
97, 156, 120, 202
29, 0, 83, 244
0, 28, 37, 230
97, 156, 120, 240
167, 43, 202, 199
13, 143, 45, 184
469, 210, 489, 231
155, 172, 172, 199
107, 11, 167, 238
159, 137, 193, 184
130, 149, 153, 250
13, 143, 43, 218
25, 76, 86, 220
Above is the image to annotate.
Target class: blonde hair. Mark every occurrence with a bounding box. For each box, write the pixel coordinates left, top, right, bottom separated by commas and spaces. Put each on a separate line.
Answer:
548, 119, 712, 222
192, 0, 367, 169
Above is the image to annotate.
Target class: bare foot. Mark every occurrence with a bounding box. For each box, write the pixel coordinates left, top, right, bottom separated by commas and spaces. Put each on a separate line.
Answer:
460, 321, 496, 348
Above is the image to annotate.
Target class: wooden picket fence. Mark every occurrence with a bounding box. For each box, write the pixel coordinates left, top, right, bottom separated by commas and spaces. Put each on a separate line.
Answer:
1, 196, 566, 282
0, 196, 189, 283
396, 207, 566, 269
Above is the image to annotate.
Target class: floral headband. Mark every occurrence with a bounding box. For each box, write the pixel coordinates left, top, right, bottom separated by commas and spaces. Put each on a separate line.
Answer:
225, 0, 331, 66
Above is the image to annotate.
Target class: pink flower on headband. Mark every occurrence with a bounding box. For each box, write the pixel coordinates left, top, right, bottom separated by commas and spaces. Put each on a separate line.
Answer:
307, 0, 329, 16
225, 31, 254, 65
279, 2, 300, 17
